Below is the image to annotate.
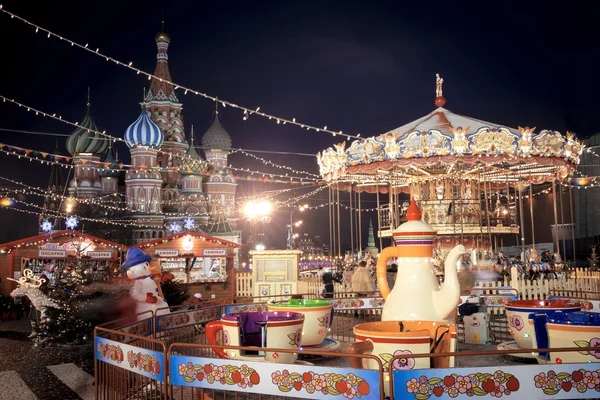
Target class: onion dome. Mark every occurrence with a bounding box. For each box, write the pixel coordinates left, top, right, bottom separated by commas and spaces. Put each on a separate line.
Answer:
66, 91, 109, 156
392, 200, 436, 255
202, 111, 232, 150
180, 126, 208, 175
155, 20, 171, 44
99, 148, 120, 177
124, 107, 164, 148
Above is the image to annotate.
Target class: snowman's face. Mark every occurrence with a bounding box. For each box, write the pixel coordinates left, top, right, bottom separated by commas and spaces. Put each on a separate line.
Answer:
126, 262, 150, 279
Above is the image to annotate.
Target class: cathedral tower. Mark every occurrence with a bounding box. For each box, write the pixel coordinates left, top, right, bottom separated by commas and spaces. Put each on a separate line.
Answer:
145, 22, 188, 211
40, 142, 65, 232
124, 105, 165, 242
177, 126, 210, 225
201, 108, 237, 227
66, 90, 109, 198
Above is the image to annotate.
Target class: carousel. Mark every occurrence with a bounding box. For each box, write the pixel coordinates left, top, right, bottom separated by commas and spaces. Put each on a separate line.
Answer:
317, 76, 584, 263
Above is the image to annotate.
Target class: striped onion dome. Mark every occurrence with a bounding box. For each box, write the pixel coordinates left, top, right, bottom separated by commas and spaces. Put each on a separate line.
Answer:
124, 107, 164, 148
201, 112, 231, 150
66, 99, 109, 156
180, 127, 208, 175
99, 148, 120, 177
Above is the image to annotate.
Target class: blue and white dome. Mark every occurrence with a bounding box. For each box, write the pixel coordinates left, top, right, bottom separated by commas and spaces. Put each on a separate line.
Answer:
124, 109, 164, 148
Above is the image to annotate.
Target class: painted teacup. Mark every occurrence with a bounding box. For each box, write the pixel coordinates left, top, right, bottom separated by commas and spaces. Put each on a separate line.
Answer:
267, 299, 333, 346
206, 311, 304, 364
349, 320, 457, 397
505, 300, 580, 349
530, 311, 600, 364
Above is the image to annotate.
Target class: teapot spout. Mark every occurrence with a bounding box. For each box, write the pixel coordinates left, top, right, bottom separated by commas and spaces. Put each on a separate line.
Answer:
433, 245, 466, 320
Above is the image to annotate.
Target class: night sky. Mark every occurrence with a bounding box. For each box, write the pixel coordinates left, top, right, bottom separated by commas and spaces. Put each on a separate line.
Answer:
0, 1, 598, 248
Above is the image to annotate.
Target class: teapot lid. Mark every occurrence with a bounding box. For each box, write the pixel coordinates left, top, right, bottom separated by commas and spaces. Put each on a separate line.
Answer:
392, 200, 436, 247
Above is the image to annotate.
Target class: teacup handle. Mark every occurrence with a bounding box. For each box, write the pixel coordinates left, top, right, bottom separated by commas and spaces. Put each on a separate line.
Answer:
348, 340, 374, 369
206, 321, 228, 359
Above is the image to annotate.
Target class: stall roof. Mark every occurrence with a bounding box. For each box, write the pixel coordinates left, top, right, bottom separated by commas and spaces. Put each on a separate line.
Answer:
0, 231, 127, 253
133, 231, 242, 249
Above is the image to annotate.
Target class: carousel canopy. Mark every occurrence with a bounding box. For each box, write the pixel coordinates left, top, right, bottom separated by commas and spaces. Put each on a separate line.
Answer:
318, 103, 584, 192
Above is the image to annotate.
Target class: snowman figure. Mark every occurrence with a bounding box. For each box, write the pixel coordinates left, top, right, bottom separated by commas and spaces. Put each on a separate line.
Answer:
122, 248, 169, 318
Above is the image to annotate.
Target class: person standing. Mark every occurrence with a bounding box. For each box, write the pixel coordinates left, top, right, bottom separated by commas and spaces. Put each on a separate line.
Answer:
351, 261, 375, 295
321, 272, 342, 299
28, 274, 49, 338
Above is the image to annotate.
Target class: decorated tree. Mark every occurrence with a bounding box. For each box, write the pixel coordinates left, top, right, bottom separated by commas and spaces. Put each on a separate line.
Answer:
160, 278, 190, 307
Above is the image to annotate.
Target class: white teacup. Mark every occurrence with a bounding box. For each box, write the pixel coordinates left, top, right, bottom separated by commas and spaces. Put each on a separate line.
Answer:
349, 320, 457, 397
505, 300, 580, 349
267, 299, 333, 347
206, 311, 304, 364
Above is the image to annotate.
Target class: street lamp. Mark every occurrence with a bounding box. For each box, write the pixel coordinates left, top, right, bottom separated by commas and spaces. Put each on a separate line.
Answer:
244, 200, 272, 248
287, 204, 308, 249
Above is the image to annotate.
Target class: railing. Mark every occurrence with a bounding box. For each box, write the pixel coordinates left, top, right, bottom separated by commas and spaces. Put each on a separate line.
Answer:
95, 294, 600, 399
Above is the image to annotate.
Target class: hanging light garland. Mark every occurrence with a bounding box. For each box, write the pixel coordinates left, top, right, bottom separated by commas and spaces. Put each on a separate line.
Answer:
0, 6, 360, 140
229, 148, 319, 178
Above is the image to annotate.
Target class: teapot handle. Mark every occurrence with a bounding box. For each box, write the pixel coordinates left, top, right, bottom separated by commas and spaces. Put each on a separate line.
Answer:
376, 247, 401, 301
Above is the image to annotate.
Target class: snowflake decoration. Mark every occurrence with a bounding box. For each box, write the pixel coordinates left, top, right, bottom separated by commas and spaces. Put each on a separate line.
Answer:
169, 223, 182, 234
183, 217, 196, 230
40, 220, 53, 233
65, 216, 79, 230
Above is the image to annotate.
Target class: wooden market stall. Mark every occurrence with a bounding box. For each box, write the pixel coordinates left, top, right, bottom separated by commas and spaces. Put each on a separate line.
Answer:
134, 231, 241, 302
0, 231, 126, 296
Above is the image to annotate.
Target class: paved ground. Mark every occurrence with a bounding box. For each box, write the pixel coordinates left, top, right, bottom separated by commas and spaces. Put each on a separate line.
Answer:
0, 319, 94, 400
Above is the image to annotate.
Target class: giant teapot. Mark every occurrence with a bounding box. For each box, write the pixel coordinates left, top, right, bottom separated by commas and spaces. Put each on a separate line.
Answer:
376, 200, 465, 322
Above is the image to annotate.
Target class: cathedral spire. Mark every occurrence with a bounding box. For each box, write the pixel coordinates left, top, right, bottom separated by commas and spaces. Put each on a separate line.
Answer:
47, 140, 64, 193
147, 19, 177, 103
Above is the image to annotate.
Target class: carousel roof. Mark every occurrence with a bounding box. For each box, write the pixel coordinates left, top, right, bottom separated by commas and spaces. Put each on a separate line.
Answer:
318, 102, 584, 190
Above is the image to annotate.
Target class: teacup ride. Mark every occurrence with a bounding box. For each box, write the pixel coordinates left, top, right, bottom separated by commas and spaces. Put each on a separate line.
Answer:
530, 311, 600, 364
498, 299, 581, 358
206, 311, 305, 364
267, 299, 340, 351
349, 320, 458, 397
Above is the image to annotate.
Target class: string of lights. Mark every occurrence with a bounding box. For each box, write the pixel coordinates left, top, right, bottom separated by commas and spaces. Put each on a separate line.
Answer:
0, 6, 359, 140
0, 142, 322, 185
229, 149, 319, 178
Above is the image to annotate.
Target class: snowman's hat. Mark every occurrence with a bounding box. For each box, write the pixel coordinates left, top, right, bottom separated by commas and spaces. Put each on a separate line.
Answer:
122, 248, 152, 269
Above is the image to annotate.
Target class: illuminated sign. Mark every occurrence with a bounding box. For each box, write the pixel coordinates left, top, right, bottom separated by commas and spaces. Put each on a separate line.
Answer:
155, 249, 180, 257
203, 248, 226, 256
38, 249, 67, 258
87, 251, 113, 259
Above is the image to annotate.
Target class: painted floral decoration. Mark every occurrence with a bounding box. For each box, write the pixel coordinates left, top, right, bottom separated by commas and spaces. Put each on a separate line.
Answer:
193, 309, 220, 323
534, 368, 600, 395
318, 313, 330, 328
574, 337, 600, 359
287, 329, 302, 347
158, 313, 190, 329
404, 370, 520, 399
368, 299, 384, 308
380, 350, 415, 372
272, 369, 370, 398
178, 362, 260, 388
223, 330, 230, 346
126, 350, 161, 376
332, 299, 367, 309
97, 343, 124, 364
581, 300, 594, 311
510, 315, 524, 332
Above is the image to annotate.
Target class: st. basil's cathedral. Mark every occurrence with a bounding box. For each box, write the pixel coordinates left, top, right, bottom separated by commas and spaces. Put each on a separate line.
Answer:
41, 24, 239, 246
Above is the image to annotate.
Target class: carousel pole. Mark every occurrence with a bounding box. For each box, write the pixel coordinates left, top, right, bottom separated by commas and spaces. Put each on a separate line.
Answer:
336, 186, 341, 258
529, 179, 536, 251
329, 186, 333, 259
484, 176, 492, 254
358, 192, 362, 255
460, 177, 465, 245
518, 180, 526, 261
559, 183, 566, 262
350, 185, 354, 256
376, 184, 383, 251
569, 185, 576, 266
552, 176, 561, 260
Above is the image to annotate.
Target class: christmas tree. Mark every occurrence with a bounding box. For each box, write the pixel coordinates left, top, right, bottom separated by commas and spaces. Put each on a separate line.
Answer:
161, 278, 190, 307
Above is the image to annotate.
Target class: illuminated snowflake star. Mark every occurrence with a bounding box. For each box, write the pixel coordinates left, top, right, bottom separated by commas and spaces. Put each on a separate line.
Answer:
169, 223, 182, 234
40, 220, 53, 233
65, 216, 79, 230
183, 217, 196, 230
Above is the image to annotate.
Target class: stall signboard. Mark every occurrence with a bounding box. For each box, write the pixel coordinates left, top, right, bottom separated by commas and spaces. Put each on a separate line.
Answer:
38, 249, 67, 258
203, 248, 226, 256
155, 249, 180, 257
88, 251, 113, 259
